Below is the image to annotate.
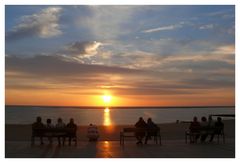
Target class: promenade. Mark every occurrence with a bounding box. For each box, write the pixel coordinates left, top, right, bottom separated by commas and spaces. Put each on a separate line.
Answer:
6, 139, 235, 158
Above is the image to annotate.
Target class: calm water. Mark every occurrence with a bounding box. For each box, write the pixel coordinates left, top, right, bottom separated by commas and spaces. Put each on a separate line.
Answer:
5, 106, 235, 125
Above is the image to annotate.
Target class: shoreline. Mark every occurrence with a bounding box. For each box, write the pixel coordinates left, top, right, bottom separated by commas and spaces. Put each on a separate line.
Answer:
5, 119, 235, 141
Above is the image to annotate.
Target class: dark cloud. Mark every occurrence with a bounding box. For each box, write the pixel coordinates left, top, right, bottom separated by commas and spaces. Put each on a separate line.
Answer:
6, 55, 143, 77
160, 59, 234, 72
5, 54, 235, 96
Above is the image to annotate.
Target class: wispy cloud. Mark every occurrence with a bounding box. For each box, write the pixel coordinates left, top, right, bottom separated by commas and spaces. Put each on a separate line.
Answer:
199, 24, 214, 30
6, 7, 62, 41
142, 23, 183, 33
77, 6, 137, 39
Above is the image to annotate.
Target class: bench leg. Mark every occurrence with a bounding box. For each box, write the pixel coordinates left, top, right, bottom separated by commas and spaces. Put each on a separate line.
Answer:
75, 137, 77, 146
159, 135, 162, 145
31, 136, 35, 146
185, 134, 187, 144
40, 137, 44, 145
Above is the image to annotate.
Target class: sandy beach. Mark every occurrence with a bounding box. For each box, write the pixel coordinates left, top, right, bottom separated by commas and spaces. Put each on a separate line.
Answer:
5, 120, 235, 141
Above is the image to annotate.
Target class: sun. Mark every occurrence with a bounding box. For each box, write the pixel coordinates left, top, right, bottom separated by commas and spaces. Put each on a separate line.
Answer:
102, 95, 112, 104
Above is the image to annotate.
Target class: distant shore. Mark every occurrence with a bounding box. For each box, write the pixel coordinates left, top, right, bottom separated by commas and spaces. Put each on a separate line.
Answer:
5, 120, 235, 142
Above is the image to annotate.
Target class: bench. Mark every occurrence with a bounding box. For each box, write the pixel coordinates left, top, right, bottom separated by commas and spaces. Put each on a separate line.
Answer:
120, 127, 161, 146
185, 128, 225, 144
31, 128, 77, 145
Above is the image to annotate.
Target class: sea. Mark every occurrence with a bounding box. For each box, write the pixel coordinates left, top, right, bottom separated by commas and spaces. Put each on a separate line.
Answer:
5, 106, 235, 125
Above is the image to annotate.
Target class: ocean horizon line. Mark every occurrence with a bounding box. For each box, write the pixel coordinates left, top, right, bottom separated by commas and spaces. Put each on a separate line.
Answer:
5, 105, 235, 109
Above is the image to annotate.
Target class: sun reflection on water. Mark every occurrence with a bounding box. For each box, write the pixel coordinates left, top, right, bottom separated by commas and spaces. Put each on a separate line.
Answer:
104, 107, 112, 126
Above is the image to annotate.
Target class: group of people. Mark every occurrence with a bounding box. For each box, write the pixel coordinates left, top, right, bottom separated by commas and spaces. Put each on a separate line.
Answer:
189, 116, 224, 143
32, 116, 77, 145
135, 117, 159, 145
33, 116, 100, 145
33, 115, 224, 145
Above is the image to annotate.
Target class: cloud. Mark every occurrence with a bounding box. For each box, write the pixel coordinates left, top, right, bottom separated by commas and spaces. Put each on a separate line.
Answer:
5, 55, 143, 78
142, 23, 183, 33
6, 7, 62, 41
64, 41, 102, 57
199, 24, 214, 30
5, 53, 234, 97
77, 6, 138, 39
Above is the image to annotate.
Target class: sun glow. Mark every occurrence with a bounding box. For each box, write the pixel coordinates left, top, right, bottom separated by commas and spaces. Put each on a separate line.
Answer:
102, 95, 112, 104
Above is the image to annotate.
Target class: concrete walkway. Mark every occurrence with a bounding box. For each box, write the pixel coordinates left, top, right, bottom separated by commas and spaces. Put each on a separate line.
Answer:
5, 139, 235, 158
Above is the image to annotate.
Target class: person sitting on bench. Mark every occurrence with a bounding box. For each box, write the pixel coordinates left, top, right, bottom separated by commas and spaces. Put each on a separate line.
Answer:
144, 118, 159, 144
32, 116, 45, 145
45, 118, 54, 144
135, 117, 147, 145
200, 116, 209, 142
66, 118, 77, 145
189, 116, 201, 143
55, 118, 66, 145
209, 117, 224, 142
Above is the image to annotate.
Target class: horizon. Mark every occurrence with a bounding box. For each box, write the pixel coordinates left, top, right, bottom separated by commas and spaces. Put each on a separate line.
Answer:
5, 5, 235, 107
5, 104, 235, 108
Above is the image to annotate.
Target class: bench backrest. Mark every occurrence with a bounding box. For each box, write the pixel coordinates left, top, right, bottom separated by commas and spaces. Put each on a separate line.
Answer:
123, 127, 160, 133
32, 127, 76, 136
123, 128, 136, 132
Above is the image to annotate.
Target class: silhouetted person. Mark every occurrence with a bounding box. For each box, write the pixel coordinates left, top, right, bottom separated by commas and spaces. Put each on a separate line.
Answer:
66, 118, 77, 145
45, 118, 54, 144
87, 124, 99, 141
32, 116, 45, 145
56, 118, 65, 128
135, 117, 147, 144
144, 118, 159, 144
46, 118, 54, 128
55, 118, 66, 145
207, 116, 215, 135
209, 117, 224, 142
200, 116, 208, 142
189, 116, 201, 143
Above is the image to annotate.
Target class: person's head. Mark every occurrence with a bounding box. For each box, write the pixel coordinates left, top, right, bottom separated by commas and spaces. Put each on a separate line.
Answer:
201, 116, 207, 122
58, 118, 62, 123
36, 116, 42, 123
147, 118, 152, 123
70, 118, 74, 124
193, 116, 198, 122
139, 117, 143, 121
217, 117, 222, 122
47, 119, 51, 124
208, 116, 213, 121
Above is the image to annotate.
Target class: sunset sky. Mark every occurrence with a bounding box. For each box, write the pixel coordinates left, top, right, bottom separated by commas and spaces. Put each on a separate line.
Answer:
5, 5, 235, 107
